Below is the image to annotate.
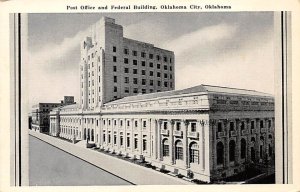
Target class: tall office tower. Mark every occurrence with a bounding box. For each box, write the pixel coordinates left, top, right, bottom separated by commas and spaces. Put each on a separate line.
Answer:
80, 17, 175, 109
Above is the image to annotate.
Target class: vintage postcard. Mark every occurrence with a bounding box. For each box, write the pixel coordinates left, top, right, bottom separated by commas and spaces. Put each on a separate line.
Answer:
0, 0, 299, 191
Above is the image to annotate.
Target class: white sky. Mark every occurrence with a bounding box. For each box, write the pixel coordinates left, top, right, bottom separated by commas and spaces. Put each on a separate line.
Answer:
27, 12, 274, 108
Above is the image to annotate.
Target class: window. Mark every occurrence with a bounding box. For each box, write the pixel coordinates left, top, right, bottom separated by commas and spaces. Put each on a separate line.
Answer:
260, 120, 264, 128
142, 79, 146, 85
268, 120, 272, 128
176, 122, 181, 131
127, 137, 130, 147
157, 72, 161, 77
113, 56, 117, 62
124, 77, 129, 83
108, 134, 111, 143
164, 73, 168, 78
132, 50, 137, 56
114, 135, 117, 144
164, 65, 168, 70
114, 86, 117, 92
113, 46, 116, 52
156, 55, 160, 61
217, 122, 222, 132
149, 62, 153, 67
103, 134, 106, 142
135, 121, 138, 127
149, 53, 153, 59
141, 61, 146, 66
124, 58, 129, 64
125, 87, 129, 93
217, 142, 224, 165
229, 140, 236, 162
230, 122, 234, 131
120, 136, 124, 146
175, 141, 183, 160
114, 76, 117, 83
251, 121, 255, 129
189, 142, 199, 163
143, 139, 147, 151
170, 66, 172, 71
149, 71, 154, 76
113, 66, 117, 72
241, 139, 246, 159
133, 60, 137, 65
141, 70, 145, 75
241, 122, 245, 130
133, 69, 138, 74
133, 88, 138, 93
124, 48, 129, 54
142, 89, 146, 94
163, 139, 169, 156
143, 121, 147, 127
141, 52, 146, 58
124, 68, 129, 73
163, 122, 168, 129
191, 123, 196, 132
157, 81, 161, 86
157, 64, 161, 69
150, 80, 153, 86
133, 78, 138, 84
164, 82, 168, 87
170, 82, 173, 88
170, 74, 173, 79
134, 138, 138, 149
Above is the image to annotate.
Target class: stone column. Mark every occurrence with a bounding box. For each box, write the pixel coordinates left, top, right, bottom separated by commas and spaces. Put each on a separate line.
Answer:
182, 120, 189, 168
124, 118, 127, 152
169, 120, 175, 164
131, 118, 134, 154
139, 118, 143, 157
224, 119, 229, 168
154, 119, 158, 159
255, 118, 261, 162
158, 119, 162, 161
198, 120, 204, 170
236, 119, 241, 165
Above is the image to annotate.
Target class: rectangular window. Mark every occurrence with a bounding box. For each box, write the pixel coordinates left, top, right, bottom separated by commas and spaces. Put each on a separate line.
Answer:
124, 68, 129, 73
113, 46, 116, 52
114, 76, 117, 83
133, 78, 138, 84
132, 50, 137, 56
157, 72, 161, 77
251, 121, 255, 129
230, 122, 235, 131
142, 89, 146, 94
164, 65, 168, 70
124, 48, 128, 54
120, 136, 123, 146
113, 56, 117, 62
143, 121, 147, 127
164, 73, 168, 78
156, 55, 160, 61
164, 56, 167, 62
141, 52, 146, 58
124, 58, 129, 64
149, 71, 154, 76
149, 53, 153, 59
191, 123, 196, 132
163, 143, 169, 156
114, 86, 117, 92
142, 79, 146, 85
127, 137, 130, 147
141, 61, 146, 66
143, 139, 147, 151
133, 60, 137, 65
157, 64, 161, 69
124, 77, 129, 83
175, 146, 183, 160
133, 88, 138, 93
164, 81, 168, 87
149, 62, 153, 67
157, 81, 161, 86
134, 138, 138, 149
114, 135, 117, 144
170, 66, 172, 71
133, 69, 138, 74
125, 87, 129, 93
141, 70, 146, 75
103, 134, 106, 142
190, 149, 199, 163
150, 80, 153, 86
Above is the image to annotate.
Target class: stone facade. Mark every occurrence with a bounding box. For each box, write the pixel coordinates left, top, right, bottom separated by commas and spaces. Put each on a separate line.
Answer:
80, 17, 175, 110
47, 17, 275, 182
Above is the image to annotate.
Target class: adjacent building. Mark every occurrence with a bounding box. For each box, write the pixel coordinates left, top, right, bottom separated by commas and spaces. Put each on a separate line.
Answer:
31, 96, 75, 133
48, 17, 275, 182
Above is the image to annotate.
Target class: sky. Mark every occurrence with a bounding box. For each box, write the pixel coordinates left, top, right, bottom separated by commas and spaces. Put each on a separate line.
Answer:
27, 12, 275, 107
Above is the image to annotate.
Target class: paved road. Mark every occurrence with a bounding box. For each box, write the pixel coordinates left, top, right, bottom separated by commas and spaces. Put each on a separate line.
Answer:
29, 135, 132, 186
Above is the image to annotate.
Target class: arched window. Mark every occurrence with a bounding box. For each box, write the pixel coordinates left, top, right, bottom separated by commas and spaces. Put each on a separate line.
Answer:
175, 140, 183, 160
241, 139, 246, 159
162, 139, 169, 157
189, 142, 199, 164
216, 142, 224, 165
229, 140, 236, 162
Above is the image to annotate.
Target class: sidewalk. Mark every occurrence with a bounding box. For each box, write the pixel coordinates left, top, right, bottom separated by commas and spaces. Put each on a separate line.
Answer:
29, 130, 191, 185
